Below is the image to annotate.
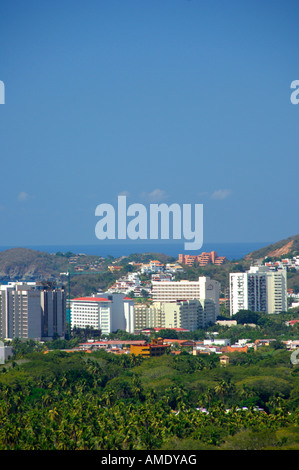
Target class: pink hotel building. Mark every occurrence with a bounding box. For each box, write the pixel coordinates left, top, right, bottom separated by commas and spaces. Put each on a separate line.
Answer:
179, 251, 226, 267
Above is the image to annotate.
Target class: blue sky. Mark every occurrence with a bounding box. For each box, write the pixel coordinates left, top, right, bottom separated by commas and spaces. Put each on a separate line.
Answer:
0, 0, 298, 247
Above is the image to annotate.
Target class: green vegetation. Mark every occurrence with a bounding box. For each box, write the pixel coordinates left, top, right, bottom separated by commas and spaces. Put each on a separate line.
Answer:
212, 310, 299, 344
0, 342, 299, 450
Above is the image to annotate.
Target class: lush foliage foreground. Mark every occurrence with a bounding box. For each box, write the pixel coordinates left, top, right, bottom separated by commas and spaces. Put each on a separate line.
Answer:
0, 347, 299, 450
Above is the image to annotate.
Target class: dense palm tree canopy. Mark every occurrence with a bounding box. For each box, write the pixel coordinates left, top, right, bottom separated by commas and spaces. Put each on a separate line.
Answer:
0, 343, 299, 450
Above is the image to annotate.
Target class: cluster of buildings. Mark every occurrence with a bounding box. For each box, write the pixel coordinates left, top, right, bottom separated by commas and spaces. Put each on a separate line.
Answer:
67, 253, 104, 272
75, 331, 299, 359
287, 290, 299, 309
106, 260, 183, 297
0, 252, 292, 347
106, 272, 151, 297
69, 275, 220, 335
264, 255, 299, 271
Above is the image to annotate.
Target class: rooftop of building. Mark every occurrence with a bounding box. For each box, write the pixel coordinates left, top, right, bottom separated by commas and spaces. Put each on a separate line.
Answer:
141, 327, 190, 332
71, 296, 111, 302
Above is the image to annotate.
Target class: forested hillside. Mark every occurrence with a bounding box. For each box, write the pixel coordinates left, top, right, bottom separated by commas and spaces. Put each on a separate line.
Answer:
245, 234, 299, 261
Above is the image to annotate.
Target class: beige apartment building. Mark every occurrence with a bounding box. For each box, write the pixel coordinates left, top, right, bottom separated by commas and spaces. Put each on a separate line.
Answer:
134, 299, 216, 332
151, 276, 220, 316
134, 303, 164, 331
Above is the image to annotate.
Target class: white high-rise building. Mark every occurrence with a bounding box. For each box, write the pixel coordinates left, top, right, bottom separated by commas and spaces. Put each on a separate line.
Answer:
229, 266, 287, 316
70, 293, 134, 335
151, 276, 220, 316
0, 282, 65, 340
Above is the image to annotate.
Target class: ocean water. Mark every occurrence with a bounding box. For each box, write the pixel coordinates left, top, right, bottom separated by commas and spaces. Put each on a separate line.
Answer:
0, 241, 272, 261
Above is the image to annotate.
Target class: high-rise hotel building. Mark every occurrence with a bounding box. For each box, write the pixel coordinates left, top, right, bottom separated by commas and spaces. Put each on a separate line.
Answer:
151, 276, 220, 316
0, 282, 65, 340
229, 266, 287, 316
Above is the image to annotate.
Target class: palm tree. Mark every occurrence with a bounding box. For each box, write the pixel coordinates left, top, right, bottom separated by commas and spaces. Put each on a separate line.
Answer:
214, 379, 233, 404
202, 386, 214, 408
42, 392, 52, 408
49, 407, 60, 423
146, 388, 157, 403
86, 359, 102, 375
130, 353, 137, 367
60, 374, 68, 389
101, 390, 114, 407
240, 384, 255, 400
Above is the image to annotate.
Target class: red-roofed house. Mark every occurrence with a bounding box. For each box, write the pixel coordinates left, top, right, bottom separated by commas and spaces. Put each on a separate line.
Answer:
286, 319, 299, 326
222, 345, 248, 353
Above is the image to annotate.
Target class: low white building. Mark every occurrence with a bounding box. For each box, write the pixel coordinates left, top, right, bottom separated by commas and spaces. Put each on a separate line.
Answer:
0, 343, 13, 363
216, 320, 237, 327
204, 338, 230, 347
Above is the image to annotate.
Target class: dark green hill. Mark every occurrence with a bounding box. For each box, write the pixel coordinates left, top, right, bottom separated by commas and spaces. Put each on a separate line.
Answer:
0, 248, 68, 280
0, 247, 175, 286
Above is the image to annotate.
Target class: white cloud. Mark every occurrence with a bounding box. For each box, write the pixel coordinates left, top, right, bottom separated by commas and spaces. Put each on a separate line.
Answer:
118, 190, 130, 197
211, 189, 232, 200
18, 191, 30, 202
141, 189, 169, 203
